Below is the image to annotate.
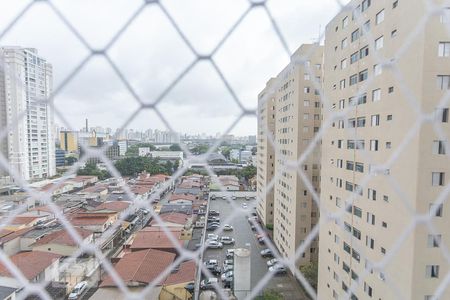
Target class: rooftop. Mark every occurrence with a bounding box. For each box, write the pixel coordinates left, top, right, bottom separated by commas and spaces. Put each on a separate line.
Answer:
100, 249, 175, 287
0, 251, 61, 280
164, 260, 196, 285
31, 227, 92, 247
130, 229, 183, 251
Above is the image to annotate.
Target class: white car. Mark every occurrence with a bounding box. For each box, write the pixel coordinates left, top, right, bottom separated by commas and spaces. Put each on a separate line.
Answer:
223, 224, 233, 231
269, 264, 287, 274
220, 236, 235, 245
207, 234, 219, 241
221, 271, 234, 281
68, 281, 88, 300
267, 258, 279, 267
204, 259, 218, 268
242, 202, 248, 209
207, 240, 223, 249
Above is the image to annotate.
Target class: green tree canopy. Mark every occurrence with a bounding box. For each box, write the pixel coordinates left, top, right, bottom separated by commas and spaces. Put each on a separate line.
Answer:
77, 162, 110, 180
125, 143, 156, 156
169, 144, 182, 151
299, 261, 318, 290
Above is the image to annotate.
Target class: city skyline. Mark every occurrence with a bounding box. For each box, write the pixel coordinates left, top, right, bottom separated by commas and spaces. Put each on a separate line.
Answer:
0, 0, 348, 136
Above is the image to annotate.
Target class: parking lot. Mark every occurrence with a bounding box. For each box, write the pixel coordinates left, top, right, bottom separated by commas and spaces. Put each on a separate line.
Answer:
202, 195, 308, 299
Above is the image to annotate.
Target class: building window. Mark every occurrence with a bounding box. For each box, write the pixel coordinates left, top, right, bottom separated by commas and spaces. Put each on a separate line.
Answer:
368, 188, 376, 200
353, 206, 362, 218
370, 140, 379, 151
364, 282, 373, 297
362, 20, 370, 35
360, 46, 369, 58
426, 265, 440, 278
351, 51, 359, 64
440, 7, 450, 23
372, 89, 381, 101
375, 36, 384, 50
387, 114, 393, 121
355, 162, 364, 173
373, 64, 382, 76
304, 73, 311, 80
367, 212, 375, 225
304, 87, 311, 93
430, 203, 443, 217
357, 117, 366, 127
436, 108, 449, 122
432, 172, 445, 186
439, 42, 450, 57
376, 9, 385, 24
428, 234, 442, 247
359, 69, 368, 82
388, 86, 394, 93
342, 38, 348, 49
304, 100, 310, 107
432, 140, 447, 154
340, 79, 346, 89
341, 58, 348, 69
371, 115, 380, 126
343, 16, 349, 28
351, 29, 360, 42
339, 99, 345, 109
366, 236, 375, 249
393, 0, 398, 8
350, 74, 358, 86
437, 75, 450, 89
362, 0, 371, 12
343, 242, 351, 254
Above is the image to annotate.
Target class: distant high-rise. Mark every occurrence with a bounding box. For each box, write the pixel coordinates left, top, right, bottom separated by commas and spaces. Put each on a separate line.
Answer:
0, 47, 55, 181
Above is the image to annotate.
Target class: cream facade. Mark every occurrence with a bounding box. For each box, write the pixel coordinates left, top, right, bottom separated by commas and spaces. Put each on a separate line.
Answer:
272, 44, 322, 267
318, 1, 450, 300
256, 78, 276, 227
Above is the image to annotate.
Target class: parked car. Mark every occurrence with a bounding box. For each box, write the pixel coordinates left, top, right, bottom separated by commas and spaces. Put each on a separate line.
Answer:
207, 217, 220, 222
245, 196, 250, 200
223, 224, 233, 231
223, 259, 234, 267
266, 258, 279, 267
204, 265, 221, 276
200, 278, 219, 290
68, 281, 88, 300
207, 234, 219, 241
206, 224, 220, 231
204, 259, 218, 268
242, 202, 248, 209
260, 248, 274, 258
220, 236, 235, 245
207, 240, 223, 249
269, 264, 287, 275
209, 210, 220, 216
211, 195, 216, 200
226, 249, 235, 259
258, 236, 267, 244
221, 271, 234, 281
223, 264, 233, 272
222, 196, 227, 200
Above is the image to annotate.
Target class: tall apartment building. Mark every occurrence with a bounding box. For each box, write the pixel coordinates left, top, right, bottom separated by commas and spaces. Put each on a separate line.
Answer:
318, 1, 450, 299
257, 78, 276, 227
0, 47, 55, 181
257, 45, 323, 266
273, 44, 322, 267
60, 130, 78, 153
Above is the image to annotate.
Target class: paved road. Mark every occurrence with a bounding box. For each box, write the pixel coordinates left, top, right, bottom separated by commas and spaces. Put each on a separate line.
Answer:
203, 196, 308, 299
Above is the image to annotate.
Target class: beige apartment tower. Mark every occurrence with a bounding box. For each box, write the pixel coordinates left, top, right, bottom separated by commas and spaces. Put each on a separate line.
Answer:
257, 78, 276, 227
318, 1, 450, 300
257, 44, 323, 267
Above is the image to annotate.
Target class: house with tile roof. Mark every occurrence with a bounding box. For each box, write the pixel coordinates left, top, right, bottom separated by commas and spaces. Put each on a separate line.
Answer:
0, 251, 61, 289
91, 249, 176, 299
30, 227, 93, 256
160, 260, 196, 300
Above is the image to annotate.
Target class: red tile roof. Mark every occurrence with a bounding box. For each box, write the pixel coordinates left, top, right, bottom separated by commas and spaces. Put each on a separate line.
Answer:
10, 216, 40, 225
70, 216, 110, 226
31, 228, 92, 247
94, 201, 130, 213
0, 227, 33, 244
100, 249, 175, 287
150, 213, 190, 226
169, 194, 197, 202
130, 229, 183, 251
164, 260, 196, 285
0, 251, 61, 280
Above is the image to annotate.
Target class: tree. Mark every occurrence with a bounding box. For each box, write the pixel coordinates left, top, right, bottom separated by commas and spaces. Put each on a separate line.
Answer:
114, 157, 175, 176
125, 143, 156, 156
241, 165, 256, 180
299, 261, 318, 290
221, 147, 231, 160
251, 146, 257, 155
190, 144, 209, 155
65, 156, 77, 166
77, 162, 110, 180
169, 144, 182, 151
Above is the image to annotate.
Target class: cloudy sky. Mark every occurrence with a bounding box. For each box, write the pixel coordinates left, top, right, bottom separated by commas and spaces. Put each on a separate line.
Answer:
0, 0, 349, 136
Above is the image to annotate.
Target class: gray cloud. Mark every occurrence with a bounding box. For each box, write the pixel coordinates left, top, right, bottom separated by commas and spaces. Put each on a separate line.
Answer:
0, 0, 349, 135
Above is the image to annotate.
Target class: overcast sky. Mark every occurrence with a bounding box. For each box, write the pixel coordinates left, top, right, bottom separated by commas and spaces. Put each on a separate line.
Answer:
0, 0, 349, 136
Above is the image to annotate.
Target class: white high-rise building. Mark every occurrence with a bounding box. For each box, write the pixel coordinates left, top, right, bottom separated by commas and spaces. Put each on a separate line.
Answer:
0, 47, 55, 181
